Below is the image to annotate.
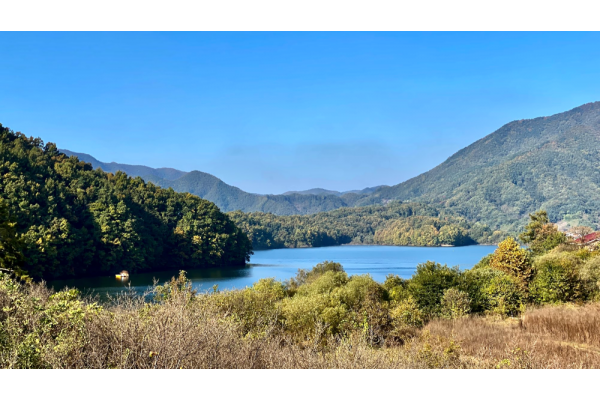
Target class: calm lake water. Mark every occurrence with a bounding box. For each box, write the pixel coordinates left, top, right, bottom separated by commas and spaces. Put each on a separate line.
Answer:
49, 245, 497, 298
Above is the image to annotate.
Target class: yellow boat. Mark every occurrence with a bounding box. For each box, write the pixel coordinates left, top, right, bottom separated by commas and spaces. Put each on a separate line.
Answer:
115, 270, 130, 279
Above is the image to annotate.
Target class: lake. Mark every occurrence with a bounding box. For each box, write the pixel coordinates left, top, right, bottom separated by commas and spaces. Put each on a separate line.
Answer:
49, 245, 496, 298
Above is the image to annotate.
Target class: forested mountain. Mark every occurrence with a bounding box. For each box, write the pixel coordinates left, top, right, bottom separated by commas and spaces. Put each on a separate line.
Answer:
61, 150, 361, 214
1, 126, 252, 280
357, 101, 600, 231
228, 202, 504, 250
60, 150, 188, 181
63, 101, 600, 232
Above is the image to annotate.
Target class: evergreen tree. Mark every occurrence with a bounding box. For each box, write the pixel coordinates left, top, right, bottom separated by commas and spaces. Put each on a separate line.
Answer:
0, 199, 24, 276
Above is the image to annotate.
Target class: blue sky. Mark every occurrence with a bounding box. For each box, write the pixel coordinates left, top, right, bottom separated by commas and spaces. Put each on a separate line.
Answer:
1, 32, 599, 194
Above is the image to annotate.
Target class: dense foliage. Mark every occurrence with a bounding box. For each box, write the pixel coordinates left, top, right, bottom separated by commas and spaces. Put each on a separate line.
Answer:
358, 102, 600, 232
229, 202, 504, 249
518, 211, 567, 255
0, 125, 252, 280
0, 199, 23, 275
2, 212, 600, 368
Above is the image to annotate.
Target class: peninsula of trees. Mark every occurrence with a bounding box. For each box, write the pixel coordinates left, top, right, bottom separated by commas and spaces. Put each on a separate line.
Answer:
0, 124, 252, 280
228, 202, 505, 249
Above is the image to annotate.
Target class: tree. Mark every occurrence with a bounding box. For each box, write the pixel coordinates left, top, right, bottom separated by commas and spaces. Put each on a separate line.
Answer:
489, 237, 532, 289
569, 226, 594, 244
519, 211, 550, 244
407, 261, 461, 316
0, 199, 24, 276
519, 211, 566, 255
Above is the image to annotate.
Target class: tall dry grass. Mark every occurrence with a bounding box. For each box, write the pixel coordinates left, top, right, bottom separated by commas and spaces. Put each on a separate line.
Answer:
427, 304, 600, 368
3, 273, 600, 369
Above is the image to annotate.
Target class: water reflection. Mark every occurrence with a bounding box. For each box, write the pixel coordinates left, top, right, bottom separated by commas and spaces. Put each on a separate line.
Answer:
48, 245, 497, 300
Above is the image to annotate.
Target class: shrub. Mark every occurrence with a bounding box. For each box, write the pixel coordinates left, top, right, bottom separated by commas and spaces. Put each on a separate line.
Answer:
383, 274, 410, 303
489, 237, 532, 289
530, 253, 584, 304
279, 292, 347, 338
473, 253, 493, 270
461, 267, 499, 313
286, 261, 344, 291
390, 296, 424, 336
0, 273, 102, 368
440, 288, 471, 319
573, 247, 595, 261
483, 272, 524, 317
211, 278, 287, 336
340, 275, 384, 310
280, 269, 350, 337
578, 256, 600, 300
463, 266, 525, 317
407, 261, 461, 316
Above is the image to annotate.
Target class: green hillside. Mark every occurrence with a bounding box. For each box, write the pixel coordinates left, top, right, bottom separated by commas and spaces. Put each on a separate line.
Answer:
228, 202, 503, 250
2, 126, 252, 280
63, 101, 600, 232
360, 102, 600, 231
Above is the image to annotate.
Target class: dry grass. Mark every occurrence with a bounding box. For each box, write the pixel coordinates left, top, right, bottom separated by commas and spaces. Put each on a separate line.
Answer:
3, 274, 600, 369
427, 304, 600, 368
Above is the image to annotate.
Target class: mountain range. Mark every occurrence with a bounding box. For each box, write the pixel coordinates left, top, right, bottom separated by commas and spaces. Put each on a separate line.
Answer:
62, 101, 600, 231
60, 150, 371, 215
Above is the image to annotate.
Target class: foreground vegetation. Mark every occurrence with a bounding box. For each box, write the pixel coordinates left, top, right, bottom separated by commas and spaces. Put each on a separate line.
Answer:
229, 202, 506, 249
2, 211, 600, 368
0, 124, 252, 280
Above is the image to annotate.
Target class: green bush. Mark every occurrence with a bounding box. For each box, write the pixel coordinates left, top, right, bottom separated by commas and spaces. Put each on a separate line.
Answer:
489, 237, 532, 288
383, 274, 410, 303
286, 261, 344, 292
579, 256, 600, 300
530, 253, 583, 304
440, 288, 471, 319
390, 296, 424, 334
407, 261, 461, 316
473, 253, 493, 270
461, 267, 497, 313
211, 277, 287, 336
482, 271, 524, 317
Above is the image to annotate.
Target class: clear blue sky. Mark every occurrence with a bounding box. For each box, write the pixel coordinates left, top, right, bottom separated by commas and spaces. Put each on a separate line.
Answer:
1, 32, 599, 194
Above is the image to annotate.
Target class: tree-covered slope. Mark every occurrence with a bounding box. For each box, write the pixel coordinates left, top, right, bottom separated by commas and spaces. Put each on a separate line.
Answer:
2, 125, 252, 280
360, 102, 600, 231
228, 202, 503, 250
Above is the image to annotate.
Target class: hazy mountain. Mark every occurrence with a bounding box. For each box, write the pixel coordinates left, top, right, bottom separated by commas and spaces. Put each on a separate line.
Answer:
60, 150, 356, 214
282, 186, 387, 196
359, 101, 600, 231
62, 101, 600, 228
60, 150, 188, 181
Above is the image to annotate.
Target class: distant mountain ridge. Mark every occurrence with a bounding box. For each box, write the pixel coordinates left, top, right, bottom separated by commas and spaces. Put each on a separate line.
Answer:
62, 101, 600, 229
282, 186, 388, 197
60, 150, 363, 215
61, 150, 188, 181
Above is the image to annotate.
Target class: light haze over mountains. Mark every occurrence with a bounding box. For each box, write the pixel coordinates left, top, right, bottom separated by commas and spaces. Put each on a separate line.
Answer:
62, 101, 600, 231
60, 149, 376, 215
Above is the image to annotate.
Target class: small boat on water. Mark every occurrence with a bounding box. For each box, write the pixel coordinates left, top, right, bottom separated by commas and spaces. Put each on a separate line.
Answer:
115, 270, 130, 279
